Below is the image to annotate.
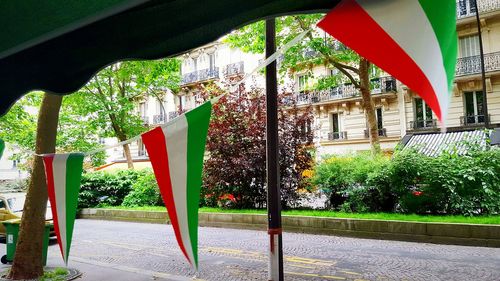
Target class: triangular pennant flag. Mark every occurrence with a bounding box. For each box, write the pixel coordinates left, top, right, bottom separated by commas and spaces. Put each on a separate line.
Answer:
141, 101, 212, 270
42, 153, 84, 264
318, 0, 457, 123
0, 139, 4, 160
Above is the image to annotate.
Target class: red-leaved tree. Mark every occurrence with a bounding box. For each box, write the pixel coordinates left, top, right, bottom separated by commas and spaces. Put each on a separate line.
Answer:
197, 82, 314, 209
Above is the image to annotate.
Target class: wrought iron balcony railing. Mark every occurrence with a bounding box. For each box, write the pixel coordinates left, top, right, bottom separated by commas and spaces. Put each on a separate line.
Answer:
455, 52, 500, 76
409, 119, 438, 130
224, 61, 244, 77
181, 67, 220, 84
153, 114, 167, 124
168, 111, 180, 120
326, 131, 348, 141
457, 0, 500, 19
364, 128, 387, 138
460, 114, 490, 126
286, 76, 396, 106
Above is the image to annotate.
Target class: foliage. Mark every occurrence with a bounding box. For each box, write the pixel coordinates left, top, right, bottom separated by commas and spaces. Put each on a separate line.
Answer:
225, 15, 382, 154
78, 169, 147, 208
39, 268, 68, 281
0, 92, 105, 168
122, 170, 163, 207
200, 83, 315, 209
313, 142, 500, 216
313, 153, 390, 212
69, 59, 181, 167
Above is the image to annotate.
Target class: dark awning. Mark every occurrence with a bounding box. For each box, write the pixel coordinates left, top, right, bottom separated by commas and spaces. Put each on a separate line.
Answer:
0, 0, 336, 116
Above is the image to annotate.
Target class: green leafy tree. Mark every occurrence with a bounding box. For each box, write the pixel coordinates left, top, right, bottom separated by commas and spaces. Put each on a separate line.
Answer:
226, 15, 382, 154
71, 59, 180, 169
0, 92, 104, 168
4, 58, 180, 279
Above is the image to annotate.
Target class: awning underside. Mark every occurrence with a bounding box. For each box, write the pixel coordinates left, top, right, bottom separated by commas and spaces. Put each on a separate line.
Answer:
0, 0, 335, 116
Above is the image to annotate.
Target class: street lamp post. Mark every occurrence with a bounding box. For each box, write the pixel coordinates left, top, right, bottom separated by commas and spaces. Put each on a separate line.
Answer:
265, 18, 284, 281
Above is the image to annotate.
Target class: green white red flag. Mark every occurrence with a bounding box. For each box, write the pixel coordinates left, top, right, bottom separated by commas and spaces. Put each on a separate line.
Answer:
0, 139, 4, 160
141, 101, 212, 270
43, 153, 84, 264
318, 0, 457, 123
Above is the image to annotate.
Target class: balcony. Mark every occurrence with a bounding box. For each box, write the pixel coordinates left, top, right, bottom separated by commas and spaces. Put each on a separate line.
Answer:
326, 131, 348, 141
168, 111, 180, 120
409, 119, 438, 130
286, 76, 396, 106
153, 114, 168, 124
141, 116, 149, 125
455, 52, 500, 76
224, 61, 244, 77
364, 128, 387, 138
456, 0, 500, 19
460, 114, 490, 126
181, 67, 219, 85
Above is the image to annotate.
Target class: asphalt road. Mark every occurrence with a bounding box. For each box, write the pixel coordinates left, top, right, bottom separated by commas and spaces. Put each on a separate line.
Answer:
16, 219, 500, 281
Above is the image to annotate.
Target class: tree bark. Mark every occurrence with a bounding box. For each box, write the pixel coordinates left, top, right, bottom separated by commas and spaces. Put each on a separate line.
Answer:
359, 58, 381, 155
8, 93, 63, 280
122, 143, 134, 169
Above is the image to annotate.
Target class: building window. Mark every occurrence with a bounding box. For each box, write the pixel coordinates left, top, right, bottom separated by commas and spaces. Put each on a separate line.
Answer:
376, 108, 383, 130
329, 113, 345, 140
298, 74, 309, 93
12, 159, 19, 169
139, 102, 146, 116
464, 91, 485, 124
138, 140, 146, 157
365, 108, 385, 138
208, 53, 216, 71
457, 0, 476, 17
459, 35, 480, 58
156, 99, 165, 115
299, 120, 312, 142
414, 98, 434, 128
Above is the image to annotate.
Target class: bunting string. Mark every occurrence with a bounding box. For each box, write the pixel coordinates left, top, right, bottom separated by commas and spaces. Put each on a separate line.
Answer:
30, 28, 311, 158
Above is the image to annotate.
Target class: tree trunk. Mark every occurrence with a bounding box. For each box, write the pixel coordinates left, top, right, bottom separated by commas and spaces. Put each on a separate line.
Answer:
122, 143, 134, 169
359, 58, 381, 155
8, 93, 63, 280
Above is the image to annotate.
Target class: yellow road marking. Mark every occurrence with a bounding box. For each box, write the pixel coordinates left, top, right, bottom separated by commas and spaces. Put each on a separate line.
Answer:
339, 270, 362, 276
288, 264, 316, 269
286, 271, 346, 280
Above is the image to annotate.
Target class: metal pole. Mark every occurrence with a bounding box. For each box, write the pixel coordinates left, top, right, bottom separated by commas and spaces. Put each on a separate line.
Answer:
473, 0, 489, 128
265, 18, 284, 281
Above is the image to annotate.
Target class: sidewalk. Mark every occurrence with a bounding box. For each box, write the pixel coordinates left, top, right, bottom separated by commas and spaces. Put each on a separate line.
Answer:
0, 256, 201, 281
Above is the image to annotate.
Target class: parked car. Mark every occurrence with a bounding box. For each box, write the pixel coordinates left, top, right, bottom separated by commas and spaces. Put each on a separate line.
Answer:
0, 192, 55, 237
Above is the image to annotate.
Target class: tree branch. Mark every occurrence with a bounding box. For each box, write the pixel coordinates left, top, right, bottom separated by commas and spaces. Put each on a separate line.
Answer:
293, 16, 360, 88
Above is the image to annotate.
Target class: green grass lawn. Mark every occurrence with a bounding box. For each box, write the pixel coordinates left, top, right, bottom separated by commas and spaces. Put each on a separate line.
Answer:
97, 206, 500, 225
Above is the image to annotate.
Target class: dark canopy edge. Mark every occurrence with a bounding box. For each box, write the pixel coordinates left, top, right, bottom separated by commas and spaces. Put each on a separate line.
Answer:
0, 0, 335, 116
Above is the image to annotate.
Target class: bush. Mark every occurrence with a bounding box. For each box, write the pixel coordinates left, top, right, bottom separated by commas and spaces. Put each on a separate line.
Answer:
313, 153, 390, 211
313, 144, 500, 216
78, 169, 146, 208
122, 170, 163, 207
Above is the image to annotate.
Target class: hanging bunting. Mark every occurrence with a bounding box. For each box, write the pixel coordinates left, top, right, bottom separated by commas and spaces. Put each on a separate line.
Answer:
141, 101, 212, 270
317, 0, 457, 123
0, 139, 4, 160
42, 153, 84, 264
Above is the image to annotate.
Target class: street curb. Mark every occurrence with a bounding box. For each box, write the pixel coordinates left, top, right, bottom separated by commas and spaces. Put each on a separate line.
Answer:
78, 208, 500, 248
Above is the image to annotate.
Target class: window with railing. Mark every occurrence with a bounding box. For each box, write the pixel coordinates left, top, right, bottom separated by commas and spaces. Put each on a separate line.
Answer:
459, 35, 480, 58
463, 91, 485, 125
413, 98, 436, 129
298, 74, 309, 93
365, 108, 386, 138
